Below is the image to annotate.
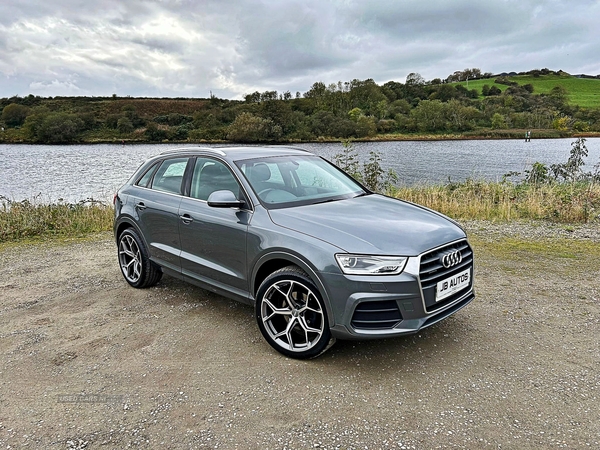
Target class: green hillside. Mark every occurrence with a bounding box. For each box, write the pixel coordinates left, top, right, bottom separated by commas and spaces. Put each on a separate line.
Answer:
455, 74, 600, 108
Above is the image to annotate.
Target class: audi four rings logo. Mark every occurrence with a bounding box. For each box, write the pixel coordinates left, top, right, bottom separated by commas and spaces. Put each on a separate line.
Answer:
441, 250, 462, 268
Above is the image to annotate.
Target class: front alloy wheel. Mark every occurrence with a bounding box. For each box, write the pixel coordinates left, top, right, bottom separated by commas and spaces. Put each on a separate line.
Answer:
256, 266, 334, 359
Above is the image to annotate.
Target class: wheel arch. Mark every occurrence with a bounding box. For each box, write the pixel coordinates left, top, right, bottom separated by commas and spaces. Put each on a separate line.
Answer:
251, 252, 335, 327
115, 218, 163, 288
115, 218, 157, 265
114, 217, 145, 247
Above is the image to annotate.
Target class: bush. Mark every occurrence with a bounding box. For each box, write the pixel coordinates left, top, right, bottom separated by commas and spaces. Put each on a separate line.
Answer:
1, 103, 30, 127
488, 86, 502, 96
189, 127, 227, 141
117, 117, 134, 134
334, 140, 397, 193
552, 116, 570, 131
355, 115, 377, 137
79, 112, 98, 131
24, 112, 84, 143
494, 77, 518, 87
309, 111, 356, 138
572, 120, 590, 132
491, 113, 507, 129
524, 162, 550, 184
172, 124, 191, 140
106, 114, 121, 129
226, 112, 282, 142
550, 138, 589, 181
377, 119, 398, 133
145, 123, 168, 142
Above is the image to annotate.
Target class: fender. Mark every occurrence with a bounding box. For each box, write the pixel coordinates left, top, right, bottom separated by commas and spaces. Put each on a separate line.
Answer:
114, 216, 147, 250
251, 250, 336, 328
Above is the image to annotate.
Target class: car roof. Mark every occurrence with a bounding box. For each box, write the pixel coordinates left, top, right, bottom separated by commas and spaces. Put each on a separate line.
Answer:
158, 146, 314, 161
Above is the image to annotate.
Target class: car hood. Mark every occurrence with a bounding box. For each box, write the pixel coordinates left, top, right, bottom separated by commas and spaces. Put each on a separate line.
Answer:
268, 194, 465, 255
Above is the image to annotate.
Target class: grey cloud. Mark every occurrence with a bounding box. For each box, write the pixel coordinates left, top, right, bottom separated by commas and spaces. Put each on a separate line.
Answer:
0, 0, 599, 98
355, 1, 517, 37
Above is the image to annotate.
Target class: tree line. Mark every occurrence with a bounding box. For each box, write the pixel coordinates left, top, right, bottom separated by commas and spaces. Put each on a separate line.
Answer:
1, 68, 599, 144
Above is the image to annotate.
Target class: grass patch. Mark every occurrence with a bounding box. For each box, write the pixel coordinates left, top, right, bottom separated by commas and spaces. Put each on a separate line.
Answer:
0, 197, 114, 242
470, 235, 600, 260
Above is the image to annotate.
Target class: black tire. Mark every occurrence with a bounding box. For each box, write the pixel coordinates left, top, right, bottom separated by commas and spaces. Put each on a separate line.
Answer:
117, 228, 162, 288
255, 266, 335, 359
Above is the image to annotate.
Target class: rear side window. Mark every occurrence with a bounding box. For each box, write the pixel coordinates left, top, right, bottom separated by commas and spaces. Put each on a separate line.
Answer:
150, 158, 188, 194
136, 162, 159, 188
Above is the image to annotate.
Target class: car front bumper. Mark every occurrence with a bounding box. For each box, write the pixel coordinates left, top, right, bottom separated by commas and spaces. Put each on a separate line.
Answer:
322, 240, 475, 340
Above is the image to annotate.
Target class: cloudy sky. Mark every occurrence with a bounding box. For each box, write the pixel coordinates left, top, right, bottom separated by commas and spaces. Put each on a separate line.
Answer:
1, 0, 599, 99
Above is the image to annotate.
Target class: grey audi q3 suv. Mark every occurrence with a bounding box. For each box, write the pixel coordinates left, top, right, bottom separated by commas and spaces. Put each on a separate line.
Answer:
114, 146, 474, 358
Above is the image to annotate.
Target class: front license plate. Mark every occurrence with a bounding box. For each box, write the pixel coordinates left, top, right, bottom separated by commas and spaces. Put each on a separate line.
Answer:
436, 269, 470, 302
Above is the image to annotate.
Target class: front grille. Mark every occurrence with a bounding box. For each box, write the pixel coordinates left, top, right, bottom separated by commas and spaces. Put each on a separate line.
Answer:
351, 300, 402, 330
419, 240, 473, 312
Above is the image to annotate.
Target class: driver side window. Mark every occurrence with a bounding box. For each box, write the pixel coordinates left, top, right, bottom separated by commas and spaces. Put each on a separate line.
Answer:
190, 158, 240, 201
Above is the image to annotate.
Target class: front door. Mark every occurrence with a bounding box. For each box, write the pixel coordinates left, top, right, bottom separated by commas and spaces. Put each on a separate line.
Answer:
178, 158, 251, 298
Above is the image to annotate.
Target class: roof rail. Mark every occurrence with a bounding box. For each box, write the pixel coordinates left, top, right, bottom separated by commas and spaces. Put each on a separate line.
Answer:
273, 145, 311, 153
160, 147, 226, 156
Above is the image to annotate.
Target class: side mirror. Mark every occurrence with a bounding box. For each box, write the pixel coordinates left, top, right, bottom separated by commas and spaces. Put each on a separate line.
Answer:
207, 190, 245, 208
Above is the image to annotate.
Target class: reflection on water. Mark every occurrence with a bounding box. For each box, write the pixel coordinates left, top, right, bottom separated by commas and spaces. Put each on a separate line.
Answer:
1, 138, 599, 202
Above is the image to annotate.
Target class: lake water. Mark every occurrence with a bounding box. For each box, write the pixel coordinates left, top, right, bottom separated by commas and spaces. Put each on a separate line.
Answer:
1, 138, 599, 203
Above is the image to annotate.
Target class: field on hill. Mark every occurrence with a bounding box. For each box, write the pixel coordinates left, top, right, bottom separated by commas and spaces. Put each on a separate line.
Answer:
456, 74, 600, 108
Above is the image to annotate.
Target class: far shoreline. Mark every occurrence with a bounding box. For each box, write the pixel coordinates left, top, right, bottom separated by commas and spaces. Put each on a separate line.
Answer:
2, 131, 600, 145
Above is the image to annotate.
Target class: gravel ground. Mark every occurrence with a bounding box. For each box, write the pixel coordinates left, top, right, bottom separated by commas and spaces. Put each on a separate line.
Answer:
0, 221, 599, 449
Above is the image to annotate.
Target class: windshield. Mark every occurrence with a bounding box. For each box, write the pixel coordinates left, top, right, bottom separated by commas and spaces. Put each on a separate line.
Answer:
236, 155, 366, 208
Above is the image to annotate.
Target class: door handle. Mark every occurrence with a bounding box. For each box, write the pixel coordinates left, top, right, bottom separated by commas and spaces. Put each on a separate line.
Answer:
135, 202, 147, 210
180, 213, 193, 224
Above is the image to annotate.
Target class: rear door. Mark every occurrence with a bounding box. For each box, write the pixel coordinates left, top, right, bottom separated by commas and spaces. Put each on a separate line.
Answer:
133, 157, 189, 272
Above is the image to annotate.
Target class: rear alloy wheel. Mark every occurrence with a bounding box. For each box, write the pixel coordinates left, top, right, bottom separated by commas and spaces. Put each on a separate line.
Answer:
118, 228, 162, 288
256, 266, 334, 359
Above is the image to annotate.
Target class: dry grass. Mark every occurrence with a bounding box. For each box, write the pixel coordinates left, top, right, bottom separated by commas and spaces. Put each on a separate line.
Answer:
0, 197, 114, 242
391, 180, 600, 223
1, 180, 599, 243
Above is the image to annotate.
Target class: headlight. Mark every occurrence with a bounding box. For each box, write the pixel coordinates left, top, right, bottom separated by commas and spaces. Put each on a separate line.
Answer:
335, 254, 408, 275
